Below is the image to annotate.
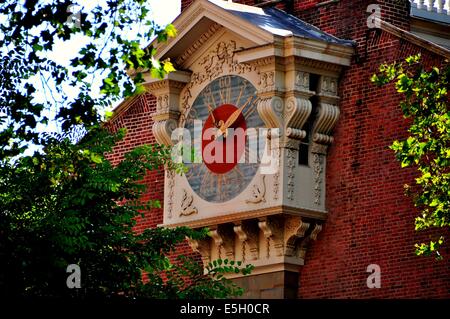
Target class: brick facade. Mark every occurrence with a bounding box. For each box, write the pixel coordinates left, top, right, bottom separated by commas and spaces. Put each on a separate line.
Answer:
300, 27, 448, 299
105, 94, 165, 233
109, 0, 449, 298
105, 93, 196, 271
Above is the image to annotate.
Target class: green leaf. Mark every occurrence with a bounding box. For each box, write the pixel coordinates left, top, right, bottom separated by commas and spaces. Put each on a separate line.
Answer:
90, 153, 103, 164
165, 24, 177, 38
163, 61, 176, 74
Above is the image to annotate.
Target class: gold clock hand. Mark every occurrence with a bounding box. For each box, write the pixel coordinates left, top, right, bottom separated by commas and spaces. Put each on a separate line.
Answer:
219, 96, 253, 135
207, 104, 218, 127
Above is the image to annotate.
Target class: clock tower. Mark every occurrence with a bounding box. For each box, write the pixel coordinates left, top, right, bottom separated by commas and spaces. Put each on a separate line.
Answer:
144, 0, 353, 298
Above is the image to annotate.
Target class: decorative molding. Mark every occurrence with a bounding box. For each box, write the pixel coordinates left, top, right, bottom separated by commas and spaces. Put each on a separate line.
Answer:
273, 148, 281, 201
246, 175, 266, 204
146, 79, 187, 92
160, 205, 327, 229
210, 225, 235, 260
284, 216, 310, 257
295, 71, 310, 91
319, 76, 338, 96
257, 96, 284, 128
312, 102, 340, 145
258, 217, 284, 258
313, 153, 324, 206
233, 221, 259, 262
312, 103, 339, 144
176, 23, 222, 67
259, 71, 275, 92
179, 40, 256, 127
188, 238, 211, 265
285, 55, 346, 73
154, 6, 204, 56
188, 215, 324, 273
152, 118, 178, 146
298, 223, 323, 260
166, 170, 175, 219
180, 189, 198, 217
247, 56, 276, 68
286, 148, 296, 201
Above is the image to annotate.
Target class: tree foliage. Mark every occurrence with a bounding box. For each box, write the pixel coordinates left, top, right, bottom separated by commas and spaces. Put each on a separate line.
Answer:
0, 127, 252, 298
372, 55, 450, 259
0, 0, 176, 158
0, 0, 252, 298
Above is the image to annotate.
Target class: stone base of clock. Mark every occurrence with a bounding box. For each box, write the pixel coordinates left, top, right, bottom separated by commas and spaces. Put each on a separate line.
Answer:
187, 212, 324, 292
225, 260, 305, 279
231, 271, 299, 299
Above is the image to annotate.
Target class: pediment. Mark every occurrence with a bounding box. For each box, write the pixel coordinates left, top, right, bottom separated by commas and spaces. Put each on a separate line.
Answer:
153, 0, 354, 69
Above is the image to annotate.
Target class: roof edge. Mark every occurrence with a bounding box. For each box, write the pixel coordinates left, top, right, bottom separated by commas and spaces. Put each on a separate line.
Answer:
379, 18, 450, 59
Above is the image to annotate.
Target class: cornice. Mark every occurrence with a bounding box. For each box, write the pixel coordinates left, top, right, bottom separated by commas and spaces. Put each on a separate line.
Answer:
158, 205, 327, 229
175, 22, 223, 67
378, 18, 450, 59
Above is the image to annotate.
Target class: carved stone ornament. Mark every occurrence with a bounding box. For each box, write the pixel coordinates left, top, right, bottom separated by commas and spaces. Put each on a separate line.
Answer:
179, 40, 256, 127
210, 225, 235, 260
284, 216, 310, 257
259, 71, 275, 92
295, 71, 309, 91
313, 153, 324, 206
257, 96, 284, 129
233, 221, 259, 262
188, 238, 211, 265
319, 76, 338, 96
286, 148, 296, 201
152, 118, 178, 146
246, 175, 266, 204
166, 170, 175, 219
283, 94, 312, 149
180, 189, 198, 217
149, 78, 190, 146
312, 75, 340, 146
312, 102, 340, 145
272, 147, 281, 201
298, 223, 323, 260
258, 217, 284, 258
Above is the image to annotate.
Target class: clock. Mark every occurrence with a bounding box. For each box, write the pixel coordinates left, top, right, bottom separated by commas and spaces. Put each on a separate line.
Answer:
184, 75, 265, 203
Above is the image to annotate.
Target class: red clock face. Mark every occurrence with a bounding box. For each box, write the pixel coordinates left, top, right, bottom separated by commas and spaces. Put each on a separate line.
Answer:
201, 104, 247, 174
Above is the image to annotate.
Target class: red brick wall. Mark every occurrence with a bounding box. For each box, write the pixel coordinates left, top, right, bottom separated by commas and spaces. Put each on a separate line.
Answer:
105, 94, 164, 232
105, 93, 196, 267
160, 0, 450, 298
299, 30, 449, 299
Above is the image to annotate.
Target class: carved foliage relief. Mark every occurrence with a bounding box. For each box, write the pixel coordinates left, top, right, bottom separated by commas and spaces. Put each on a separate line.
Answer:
179, 40, 257, 127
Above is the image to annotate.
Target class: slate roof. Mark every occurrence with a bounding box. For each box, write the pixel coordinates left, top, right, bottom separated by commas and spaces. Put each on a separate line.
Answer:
209, 0, 354, 46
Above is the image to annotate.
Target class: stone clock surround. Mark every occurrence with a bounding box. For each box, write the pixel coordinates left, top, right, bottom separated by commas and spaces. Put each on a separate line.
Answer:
142, 0, 353, 298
